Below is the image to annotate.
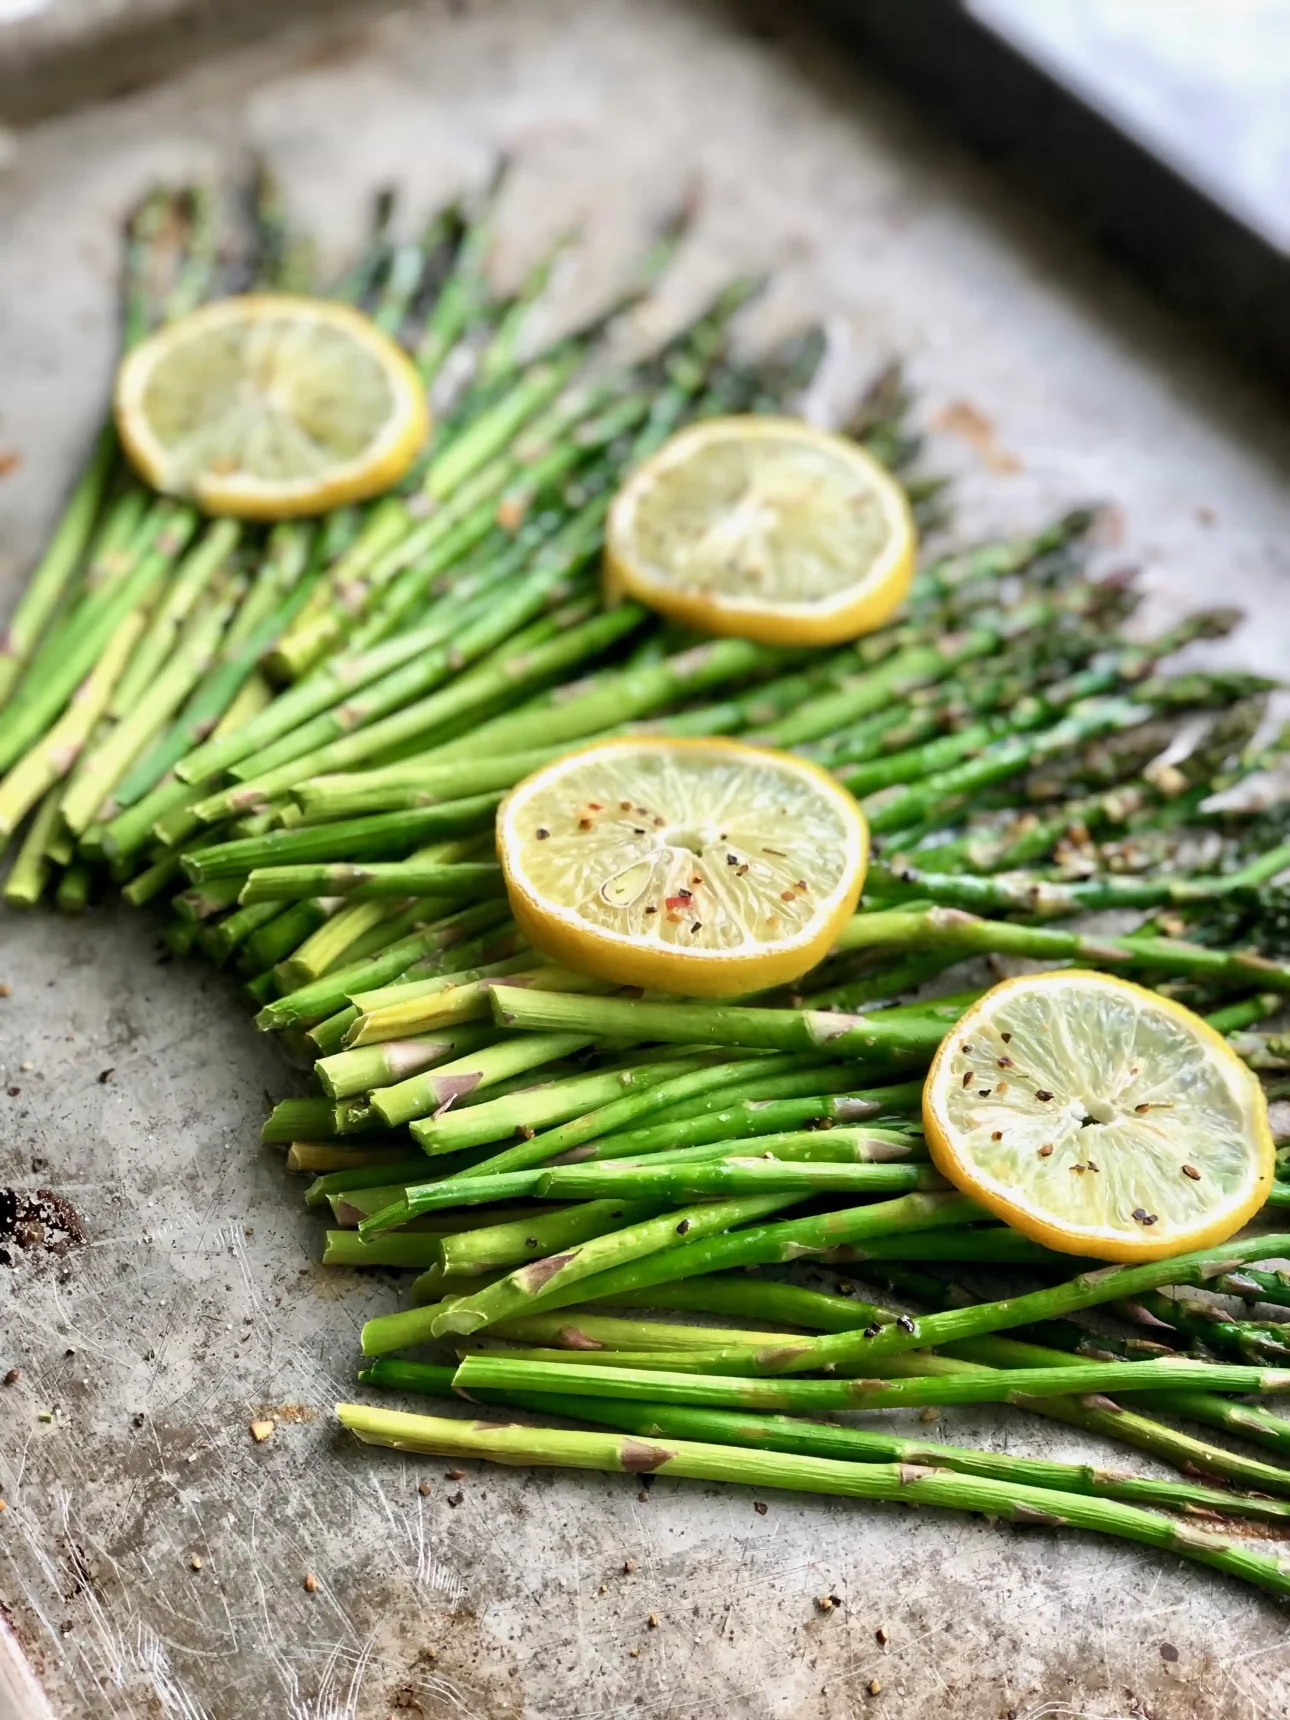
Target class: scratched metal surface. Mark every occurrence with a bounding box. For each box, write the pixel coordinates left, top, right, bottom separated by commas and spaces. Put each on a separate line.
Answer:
4, 4, 1290, 1716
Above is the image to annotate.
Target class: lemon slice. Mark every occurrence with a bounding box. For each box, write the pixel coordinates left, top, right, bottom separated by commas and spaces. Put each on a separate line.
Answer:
924, 971, 1274, 1263
605, 416, 916, 645
496, 737, 868, 996
114, 295, 429, 519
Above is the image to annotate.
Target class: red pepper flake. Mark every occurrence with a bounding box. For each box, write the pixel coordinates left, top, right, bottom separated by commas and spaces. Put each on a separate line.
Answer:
990, 1130, 1002, 1141
1038, 1143, 1053, 1157
665, 895, 690, 911
780, 889, 796, 902
588, 803, 603, 811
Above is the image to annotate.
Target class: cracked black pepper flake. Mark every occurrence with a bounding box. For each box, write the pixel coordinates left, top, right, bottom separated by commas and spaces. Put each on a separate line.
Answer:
535, 828, 550, 840
675, 1219, 690, 1235
1035, 1089, 1054, 1102
1132, 1208, 1158, 1225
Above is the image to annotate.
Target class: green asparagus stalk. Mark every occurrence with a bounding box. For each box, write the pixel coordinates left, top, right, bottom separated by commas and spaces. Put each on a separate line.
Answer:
0, 504, 198, 776
361, 1358, 1290, 1527
584, 1068, 924, 1153
362, 1128, 926, 1234
182, 794, 502, 882
370, 1031, 597, 1127
453, 1350, 1290, 1412
3, 787, 65, 907
336, 1404, 1290, 1599
0, 610, 146, 838
344, 959, 595, 1043
488, 986, 959, 1061
239, 858, 504, 905
429, 1194, 801, 1337
0, 427, 116, 708
433, 1200, 661, 1281
315, 1022, 499, 1100
833, 905, 1290, 994
410, 1052, 734, 1156
676, 1230, 1290, 1376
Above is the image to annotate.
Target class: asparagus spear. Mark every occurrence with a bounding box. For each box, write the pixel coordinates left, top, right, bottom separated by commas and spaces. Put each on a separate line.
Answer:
452, 1350, 1290, 1411
487, 986, 960, 1060
336, 1405, 1290, 1599
362, 1357, 1290, 1526
666, 1230, 1290, 1376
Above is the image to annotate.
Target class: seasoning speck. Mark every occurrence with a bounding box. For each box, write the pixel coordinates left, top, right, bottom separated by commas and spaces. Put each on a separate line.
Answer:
3, 1368, 19, 1386
1132, 1208, 1158, 1226
1038, 1143, 1054, 1158
753, 1500, 768, 1515
535, 828, 549, 840
418, 1480, 432, 1496
1035, 1089, 1053, 1102
990, 1130, 1002, 1141
190, 1555, 203, 1571
1182, 1164, 1201, 1180
249, 1419, 275, 1443
675, 1219, 690, 1235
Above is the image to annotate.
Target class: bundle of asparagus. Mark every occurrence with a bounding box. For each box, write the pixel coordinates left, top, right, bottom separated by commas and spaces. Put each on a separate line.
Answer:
6, 163, 1290, 1601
